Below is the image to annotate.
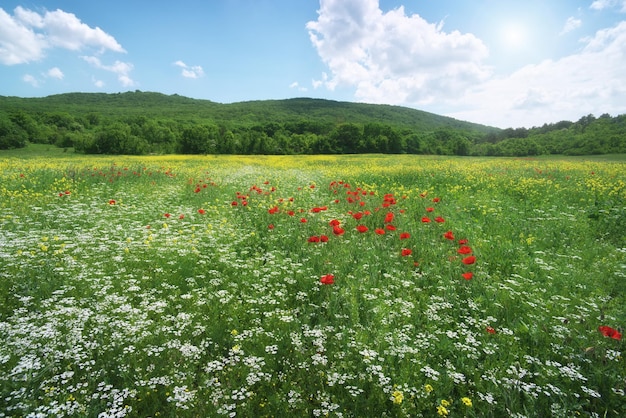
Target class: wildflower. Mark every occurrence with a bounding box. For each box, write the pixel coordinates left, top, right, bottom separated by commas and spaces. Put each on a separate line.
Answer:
108, 199, 116, 205
353, 212, 363, 220
164, 213, 171, 218
320, 274, 334, 285
421, 217, 431, 223
441, 400, 450, 407
458, 246, 472, 255
462, 256, 476, 265
443, 231, 455, 240
437, 405, 449, 416
198, 208, 206, 214
401, 248, 412, 257
329, 219, 340, 227
391, 390, 404, 405
268, 206, 279, 214
231, 201, 238, 206
458, 239, 469, 245
320, 235, 329, 242
599, 326, 622, 340
399, 232, 410, 240
356, 225, 369, 233
332, 226, 345, 236
461, 397, 472, 407
432, 197, 441, 203
268, 224, 275, 230
385, 224, 397, 231
375, 228, 385, 235
426, 207, 434, 212
462, 272, 473, 280
179, 214, 185, 219
434, 216, 445, 223
424, 384, 434, 393
300, 218, 307, 223
384, 212, 394, 223
308, 236, 320, 243
486, 326, 496, 334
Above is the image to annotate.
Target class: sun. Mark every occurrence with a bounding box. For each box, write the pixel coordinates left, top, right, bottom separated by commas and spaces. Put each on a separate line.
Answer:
501, 22, 527, 49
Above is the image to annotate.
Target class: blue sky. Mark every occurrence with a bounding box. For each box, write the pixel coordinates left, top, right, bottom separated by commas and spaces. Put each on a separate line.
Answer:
1, 0, 625, 128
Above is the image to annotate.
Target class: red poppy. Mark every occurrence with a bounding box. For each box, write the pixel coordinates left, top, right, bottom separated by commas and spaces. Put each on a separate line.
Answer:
198, 208, 206, 214
308, 236, 320, 243
164, 213, 171, 218
462, 272, 473, 280
179, 214, 185, 219
320, 274, 334, 285
426, 207, 434, 212
432, 197, 441, 203
421, 217, 431, 223
458, 239, 469, 245
443, 231, 455, 240
268, 224, 274, 230
300, 218, 308, 223
356, 225, 369, 233
599, 326, 622, 340
231, 201, 238, 206
353, 212, 363, 220
384, 212, 394, 223
332, 226, 345, 236
268, 206, 279, 214
401, 248, 412, 257
320, 235, 329, 242
462, 256, 476, 265
399, 232, 410, 240
434, 216, 445, 223
385, 224, 397, 231
287, 210, 295, 216
329, 219, 340, 227
108, 199, 116, 205
375, 228, 385, 235
486, 326, 496, 334
458, 246, 472, 255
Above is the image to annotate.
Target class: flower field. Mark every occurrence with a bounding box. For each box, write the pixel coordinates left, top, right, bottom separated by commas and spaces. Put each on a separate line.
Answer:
0, 152, 624, 417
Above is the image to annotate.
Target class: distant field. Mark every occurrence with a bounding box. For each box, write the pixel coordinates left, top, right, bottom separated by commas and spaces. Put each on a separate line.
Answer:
1, 149, 624, 417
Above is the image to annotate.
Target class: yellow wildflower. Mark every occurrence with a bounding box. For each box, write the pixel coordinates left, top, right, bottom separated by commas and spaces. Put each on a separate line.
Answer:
391, 390, 403, 405
461, 397, 472, 407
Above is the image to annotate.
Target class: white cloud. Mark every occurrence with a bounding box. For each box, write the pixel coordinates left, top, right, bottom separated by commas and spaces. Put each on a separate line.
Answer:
560, 17, 582, 35
174, 60, 204, 79
289, 81, 308, 92
83, 55, 135, 87
306, 0, 491, 105
447, 21, 626, 127
0, 6, 124, 65
46, 67, 64, 79
22, 74, 38, 87
590, 0, 626, 11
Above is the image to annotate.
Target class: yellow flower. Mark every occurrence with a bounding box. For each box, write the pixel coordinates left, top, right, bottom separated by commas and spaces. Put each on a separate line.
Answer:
437, 405, 449, 416
391, 390, 403, 405
231, 329, 239, 336
461, 397, 472, 407
441, 399, 451, 407
424, 384, 434, 393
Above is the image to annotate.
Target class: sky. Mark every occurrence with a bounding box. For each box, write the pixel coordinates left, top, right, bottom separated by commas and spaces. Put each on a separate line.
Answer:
1, 0, 625, 128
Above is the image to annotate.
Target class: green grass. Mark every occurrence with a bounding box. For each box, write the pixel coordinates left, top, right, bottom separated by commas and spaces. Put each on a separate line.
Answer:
0, 150, 624, 417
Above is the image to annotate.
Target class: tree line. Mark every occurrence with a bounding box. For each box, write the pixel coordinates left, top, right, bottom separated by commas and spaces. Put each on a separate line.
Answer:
1, 106, 625, 156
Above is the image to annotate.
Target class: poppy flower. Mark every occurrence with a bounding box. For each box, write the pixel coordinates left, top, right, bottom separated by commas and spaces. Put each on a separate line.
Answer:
458, 246, 472, 255
486, 326, 496, 334
320, 235, 329, 242
384, 212, 394, 223
320, 274, 334, 285
268, 224, 274, 230
287, 210, 295, 216
375, 228, 385, 235
164, 213, 171, 218
231, 201, 238, 206
198, 208, 206, 214
332, 226, 345, 236
399, 232, 410, 240
401, 248, 412, 257
385, 224, 397, 231
462, 272, 473, 280
458, 239, 469, 245
356, 225, 369, 233
179, 214, 185, 219
108, 199, 116, 205
599, 326, 622, 340
421, 217, 431, 223
426, 207, 434, 212
268, 206, 279, 214
329, 219, 340, 227
300, 218, 307, 223
462, 256, 476, 265
443, 231, 455, 240
308, 236, 320, 243
353, 212, 363, 220
434, 216, 445, 223
432, 197, 441, 203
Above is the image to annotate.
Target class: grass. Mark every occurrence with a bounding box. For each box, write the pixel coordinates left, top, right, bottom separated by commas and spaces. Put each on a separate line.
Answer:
0, 148, 625, 417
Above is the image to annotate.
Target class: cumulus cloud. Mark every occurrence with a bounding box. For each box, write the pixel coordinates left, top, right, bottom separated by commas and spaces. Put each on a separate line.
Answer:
306, 0, 491, 105
560, 17, 582, 35
0, 6, 125, 65
174, 60, 205, 79
22, 74, 38, 87
83, 55, 135, 87
289, 81, 308, 92
46, 67, 64, 79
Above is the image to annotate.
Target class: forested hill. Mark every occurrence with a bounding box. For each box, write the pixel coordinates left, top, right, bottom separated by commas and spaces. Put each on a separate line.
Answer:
0, 91, 493, 133
1, 91, 625, 156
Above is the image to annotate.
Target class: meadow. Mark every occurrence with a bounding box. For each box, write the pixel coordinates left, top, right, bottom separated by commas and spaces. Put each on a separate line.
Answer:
0, 148, 624, 417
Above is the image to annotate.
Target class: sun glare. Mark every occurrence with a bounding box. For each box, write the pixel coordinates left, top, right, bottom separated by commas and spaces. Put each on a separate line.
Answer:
501, 22, 527, 49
